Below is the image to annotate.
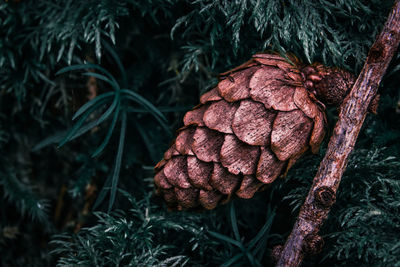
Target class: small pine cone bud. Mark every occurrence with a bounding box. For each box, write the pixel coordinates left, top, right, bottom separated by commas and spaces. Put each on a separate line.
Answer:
154, 53, 354, 210
301, 64, 355, 106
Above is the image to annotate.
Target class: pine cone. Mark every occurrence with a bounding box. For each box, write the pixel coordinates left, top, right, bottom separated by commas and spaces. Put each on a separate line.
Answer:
154, 53, 355, 210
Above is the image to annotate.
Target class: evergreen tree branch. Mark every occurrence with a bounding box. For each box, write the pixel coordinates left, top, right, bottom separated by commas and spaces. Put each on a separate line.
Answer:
276, 1, 400, 266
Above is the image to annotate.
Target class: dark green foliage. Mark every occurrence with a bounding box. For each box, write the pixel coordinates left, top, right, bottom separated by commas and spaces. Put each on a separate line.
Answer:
172, 0, 392, 74
208, 202, 278, 267
0, 0, 127, 103
1, 0, 399, 266
51, 191, 206, 266
0, 163, 50, 226
50, 190, 282, 266
51, 62, 170, 211
329, 153, 400, 265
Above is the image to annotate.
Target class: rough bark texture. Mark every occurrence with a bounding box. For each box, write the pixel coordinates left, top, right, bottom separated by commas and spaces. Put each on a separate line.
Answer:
276, 1, 400, 266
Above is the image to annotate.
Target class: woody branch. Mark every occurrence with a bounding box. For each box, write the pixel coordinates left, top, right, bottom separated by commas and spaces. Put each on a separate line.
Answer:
276, 1, 400, 266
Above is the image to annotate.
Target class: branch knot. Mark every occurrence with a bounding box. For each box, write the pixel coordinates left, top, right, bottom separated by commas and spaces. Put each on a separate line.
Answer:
314, 186, 336, 208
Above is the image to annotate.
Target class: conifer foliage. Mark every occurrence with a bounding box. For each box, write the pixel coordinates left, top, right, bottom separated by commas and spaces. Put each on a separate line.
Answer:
0, 0, 399, 266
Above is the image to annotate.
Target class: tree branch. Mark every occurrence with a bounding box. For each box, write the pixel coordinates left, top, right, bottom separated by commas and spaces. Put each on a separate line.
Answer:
276, 1, 400, 266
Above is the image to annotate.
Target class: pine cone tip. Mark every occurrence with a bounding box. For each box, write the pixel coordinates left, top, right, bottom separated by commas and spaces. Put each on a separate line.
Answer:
302, 64, 355, 106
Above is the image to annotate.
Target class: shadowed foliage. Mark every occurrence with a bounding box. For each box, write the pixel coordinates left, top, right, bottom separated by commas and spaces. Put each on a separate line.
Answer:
0, 0, 399, 266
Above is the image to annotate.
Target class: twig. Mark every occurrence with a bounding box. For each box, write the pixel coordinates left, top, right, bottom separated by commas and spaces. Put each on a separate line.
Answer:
276, 1, 400, 266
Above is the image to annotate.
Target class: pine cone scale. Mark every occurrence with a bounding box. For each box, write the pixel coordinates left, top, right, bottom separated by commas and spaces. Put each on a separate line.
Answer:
163, 145, 179, 160
256, 147, 285, 183
250, 80, 298, 112
192, 127, 224, 162
199, 190, 222, 210
220, 134, 260, 175
271, 110, 313, 161
293, 86, 319, 119
175, 187, 198, 209
209, 163, 241, 195
200, 87, 222, 104
249, 68, 286, 95
203, 100, 238, 133
236, 175, 263, 199
154, 170, 172, 189
183, 105, 208, 126
217, 66, 257, 102
232, 99, 275, 146
163, 156, 192, 188
187, 156, 213, 190
162, 189, 177, 204
175, 128, 196, 155
309, 112, 326, 153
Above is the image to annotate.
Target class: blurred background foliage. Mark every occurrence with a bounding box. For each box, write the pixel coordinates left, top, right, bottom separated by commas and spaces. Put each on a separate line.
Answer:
0, 0, 399, 266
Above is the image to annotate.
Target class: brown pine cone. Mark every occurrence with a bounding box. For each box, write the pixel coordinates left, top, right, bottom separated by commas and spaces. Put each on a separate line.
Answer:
154, 53, 355, 210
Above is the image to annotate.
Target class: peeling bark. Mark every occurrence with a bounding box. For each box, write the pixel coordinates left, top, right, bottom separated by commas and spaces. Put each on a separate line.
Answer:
276, 1, 400, 266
